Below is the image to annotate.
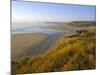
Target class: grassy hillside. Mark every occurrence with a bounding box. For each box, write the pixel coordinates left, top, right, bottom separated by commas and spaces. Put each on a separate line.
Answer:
49, 21, 96, 30
68, 21, 96, 27
11, 27, 96, 75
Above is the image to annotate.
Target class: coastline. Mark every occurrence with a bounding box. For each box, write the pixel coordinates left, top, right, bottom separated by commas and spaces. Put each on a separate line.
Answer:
11, 33, 48, 60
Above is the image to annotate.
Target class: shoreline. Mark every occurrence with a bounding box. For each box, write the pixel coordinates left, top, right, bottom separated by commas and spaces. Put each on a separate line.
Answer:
11, 33, 48, 60
11, 26, 95, 61
11, 32, 65, 61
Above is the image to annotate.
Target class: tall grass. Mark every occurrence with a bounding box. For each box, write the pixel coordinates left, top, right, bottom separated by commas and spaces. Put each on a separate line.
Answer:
11, 28, 96, 75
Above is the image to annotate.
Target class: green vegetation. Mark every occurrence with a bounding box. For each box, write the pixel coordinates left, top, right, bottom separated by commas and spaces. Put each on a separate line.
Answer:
11, 27, 96, 75
68, 21, 96, 27
49, 25, 66, 30
49, 21, 96, 30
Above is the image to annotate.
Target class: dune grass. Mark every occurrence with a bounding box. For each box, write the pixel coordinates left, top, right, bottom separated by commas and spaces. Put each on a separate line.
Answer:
11, 28, 96, 75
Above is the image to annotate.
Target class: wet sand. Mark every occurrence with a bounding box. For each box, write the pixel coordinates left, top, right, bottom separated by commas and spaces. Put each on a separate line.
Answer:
11, 25, 94, 61
11, 33, 63, 60
11, 33, 48, 60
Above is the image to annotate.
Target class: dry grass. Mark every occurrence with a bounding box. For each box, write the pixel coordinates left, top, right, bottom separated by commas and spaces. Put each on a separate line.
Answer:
11, 28, 96, 75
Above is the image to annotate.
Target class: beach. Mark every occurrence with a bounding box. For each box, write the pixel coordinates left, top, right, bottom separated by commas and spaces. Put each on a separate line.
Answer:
11, 33, 48, 60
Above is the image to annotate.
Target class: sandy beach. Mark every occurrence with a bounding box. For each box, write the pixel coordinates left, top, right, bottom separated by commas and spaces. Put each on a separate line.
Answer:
11, 33, 48, 60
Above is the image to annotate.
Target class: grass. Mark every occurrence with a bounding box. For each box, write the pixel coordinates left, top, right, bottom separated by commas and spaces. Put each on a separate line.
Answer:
68, 21, 96, 27
11, 27, 96, 75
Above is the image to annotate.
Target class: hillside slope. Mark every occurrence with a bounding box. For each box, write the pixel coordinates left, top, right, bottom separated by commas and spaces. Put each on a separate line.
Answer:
11, 27, 96, 74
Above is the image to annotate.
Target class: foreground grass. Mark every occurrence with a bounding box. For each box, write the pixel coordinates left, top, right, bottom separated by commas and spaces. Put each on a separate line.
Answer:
11, 28, 96, 75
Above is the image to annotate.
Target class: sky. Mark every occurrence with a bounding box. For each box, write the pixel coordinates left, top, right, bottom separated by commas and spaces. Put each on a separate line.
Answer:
12, 0, 96, 23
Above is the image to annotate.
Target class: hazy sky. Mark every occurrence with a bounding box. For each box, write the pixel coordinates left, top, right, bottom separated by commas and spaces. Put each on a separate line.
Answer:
12, 1, 96, 23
